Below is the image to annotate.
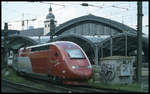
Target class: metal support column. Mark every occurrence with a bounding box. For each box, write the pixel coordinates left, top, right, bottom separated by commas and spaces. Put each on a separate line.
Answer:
4, 23, 8, 66
125, 31, 128, 56
101, 44, 103, 58
94, 43, 99, 65
110, 35, 113, 56
50, 19, 56, 42
39, 36, 41, 43
137, 1, 143, 83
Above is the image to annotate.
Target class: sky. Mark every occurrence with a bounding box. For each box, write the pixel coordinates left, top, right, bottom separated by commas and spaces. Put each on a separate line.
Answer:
1, 1, 149, 35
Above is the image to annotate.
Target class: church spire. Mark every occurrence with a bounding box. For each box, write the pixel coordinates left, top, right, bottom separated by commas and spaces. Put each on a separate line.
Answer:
49, 5, 52, 13
46, 5, 55, 20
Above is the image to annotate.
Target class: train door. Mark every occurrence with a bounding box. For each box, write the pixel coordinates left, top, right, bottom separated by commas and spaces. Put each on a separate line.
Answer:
47, 45, 57, 75
47, 45, 61, 76
46, 45, 52, 75
53, 51, 60, 73
47, 45, 59, 80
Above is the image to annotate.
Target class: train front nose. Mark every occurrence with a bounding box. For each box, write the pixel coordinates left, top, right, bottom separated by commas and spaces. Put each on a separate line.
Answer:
78, 69, 93, 80
72, 66, 93, 80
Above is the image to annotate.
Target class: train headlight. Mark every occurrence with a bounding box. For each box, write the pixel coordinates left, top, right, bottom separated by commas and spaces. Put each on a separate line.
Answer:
72, 65, 79, 69
87, 65, 92, 68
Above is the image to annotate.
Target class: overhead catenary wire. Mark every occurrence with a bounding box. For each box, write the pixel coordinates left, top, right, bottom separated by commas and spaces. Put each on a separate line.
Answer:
3, 2, 148, 34
39, 2, 66, 7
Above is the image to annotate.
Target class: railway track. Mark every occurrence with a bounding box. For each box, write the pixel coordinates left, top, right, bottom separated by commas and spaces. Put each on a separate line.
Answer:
2, 73, 141, 93
2, 65, 7, 69
23, 76, 87, 93
22, 75, 137, 93
2, 75, 84, 93
66, 85, 134, 93
2, 81, 25, 93
2, 67, 141, 93
2, 67, 83, 93
2, 79, 59, 93
62, 83, 138, 93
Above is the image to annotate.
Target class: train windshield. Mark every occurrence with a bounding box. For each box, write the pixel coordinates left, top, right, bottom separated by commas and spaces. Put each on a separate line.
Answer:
65, 49, 85, 59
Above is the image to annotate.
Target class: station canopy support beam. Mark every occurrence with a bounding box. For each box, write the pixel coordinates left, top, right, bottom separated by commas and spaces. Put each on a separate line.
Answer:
110, 35, 113, 56
137, 1, 143, 84
4, 23, 8, 66
125, 31, 128, 56
94, 43, 99, 65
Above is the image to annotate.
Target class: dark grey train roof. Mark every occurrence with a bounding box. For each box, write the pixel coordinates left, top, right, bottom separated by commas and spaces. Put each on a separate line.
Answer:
47, 14, 137, 36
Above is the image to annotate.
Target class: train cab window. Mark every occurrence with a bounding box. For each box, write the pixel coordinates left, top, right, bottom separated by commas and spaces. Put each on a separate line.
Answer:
65, 49, 85, 59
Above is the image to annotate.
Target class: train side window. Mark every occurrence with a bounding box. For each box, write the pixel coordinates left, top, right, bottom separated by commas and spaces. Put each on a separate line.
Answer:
31, 47, 39, 52
40, 45, 49, 51
31, 45, 49, 52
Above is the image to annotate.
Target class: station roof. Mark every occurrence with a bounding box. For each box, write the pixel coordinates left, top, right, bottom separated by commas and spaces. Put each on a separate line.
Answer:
7, 35, 38, 50
98, 33, 149, 62
1, 30, 20, 36
47, 14, 137, 36
20, 28, 44, 36
29, 36, 50, 44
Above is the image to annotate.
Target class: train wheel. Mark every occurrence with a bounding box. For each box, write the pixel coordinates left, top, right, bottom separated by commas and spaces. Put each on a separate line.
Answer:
53, 76, 56, 81
19, 71, 26, 76
15, 69, 22, 76
48, 75, 55, 81
16, 71, 21, 75
48, 75, 62, 84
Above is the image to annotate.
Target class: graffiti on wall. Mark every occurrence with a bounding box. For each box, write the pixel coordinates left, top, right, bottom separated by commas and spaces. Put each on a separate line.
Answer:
100, 63, 115, 81
120, 60, 131, 76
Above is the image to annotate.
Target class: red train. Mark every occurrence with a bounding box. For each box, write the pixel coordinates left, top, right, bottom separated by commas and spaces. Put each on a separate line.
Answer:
13, 41, 93, 85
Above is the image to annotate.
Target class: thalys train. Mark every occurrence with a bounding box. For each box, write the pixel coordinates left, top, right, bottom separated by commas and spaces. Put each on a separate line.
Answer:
12, 41, 93, 85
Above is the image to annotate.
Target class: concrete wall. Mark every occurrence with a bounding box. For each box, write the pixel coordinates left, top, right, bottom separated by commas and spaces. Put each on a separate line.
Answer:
91, 56, 135, 85
99, 56, 134, 85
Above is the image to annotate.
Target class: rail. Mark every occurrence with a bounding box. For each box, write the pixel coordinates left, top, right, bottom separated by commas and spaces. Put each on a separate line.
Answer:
2, 79, 61, 93
2, 66, 144, 93
23, 76, 139, 93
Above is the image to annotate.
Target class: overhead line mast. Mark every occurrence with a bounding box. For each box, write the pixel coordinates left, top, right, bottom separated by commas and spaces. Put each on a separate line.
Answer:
137, 1, 143, 84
